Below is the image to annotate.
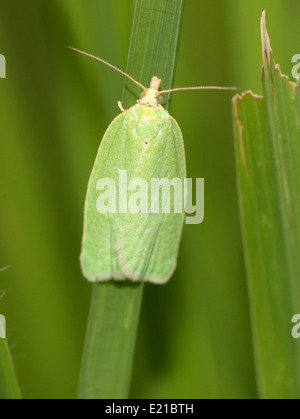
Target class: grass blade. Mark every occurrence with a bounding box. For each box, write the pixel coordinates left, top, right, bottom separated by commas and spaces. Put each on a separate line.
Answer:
233, 11, 300, 398
122, 0, 185, 110
78, 0, 185, 399
0, 315, 21, 399
78, 284, 144, 398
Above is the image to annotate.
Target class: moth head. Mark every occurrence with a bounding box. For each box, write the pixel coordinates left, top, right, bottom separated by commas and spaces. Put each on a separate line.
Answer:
138, 76, 162, 107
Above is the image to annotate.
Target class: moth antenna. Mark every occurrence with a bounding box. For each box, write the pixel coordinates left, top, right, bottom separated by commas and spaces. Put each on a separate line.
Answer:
159, 86, 238, 94
68, 46, 147, 91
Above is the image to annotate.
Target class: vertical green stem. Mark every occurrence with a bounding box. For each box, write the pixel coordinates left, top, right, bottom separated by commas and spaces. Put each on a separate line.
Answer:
233, 13, 300, 398
0, 316, 21, 399
78, 0, 185, 399
78, 283, 144, 398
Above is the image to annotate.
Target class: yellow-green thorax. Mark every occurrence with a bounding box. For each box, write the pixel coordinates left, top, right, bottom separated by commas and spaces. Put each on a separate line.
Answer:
137, 76, 162, 108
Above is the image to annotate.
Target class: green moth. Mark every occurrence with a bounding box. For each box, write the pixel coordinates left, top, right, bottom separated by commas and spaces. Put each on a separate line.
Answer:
70, 47, 235, 284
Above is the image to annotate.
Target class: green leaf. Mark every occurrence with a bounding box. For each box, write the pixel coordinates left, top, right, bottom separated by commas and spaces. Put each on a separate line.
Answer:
78, 0, 185, 399
78, 283, 144, 398
122, 0, 185, 110
232, 11, 300, 398
0, 315, 21, 399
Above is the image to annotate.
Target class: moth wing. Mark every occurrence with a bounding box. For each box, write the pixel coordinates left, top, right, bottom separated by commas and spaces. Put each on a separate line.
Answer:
118, 116, 186, 283
80, 111, 127, 281
80, 107, 148, 281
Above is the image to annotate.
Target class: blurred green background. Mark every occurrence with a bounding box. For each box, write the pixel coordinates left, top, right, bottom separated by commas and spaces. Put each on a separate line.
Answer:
0, 0, 300, 399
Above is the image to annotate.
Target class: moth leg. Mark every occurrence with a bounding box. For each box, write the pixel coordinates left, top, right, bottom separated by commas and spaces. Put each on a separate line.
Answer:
118, 101, 125, 112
